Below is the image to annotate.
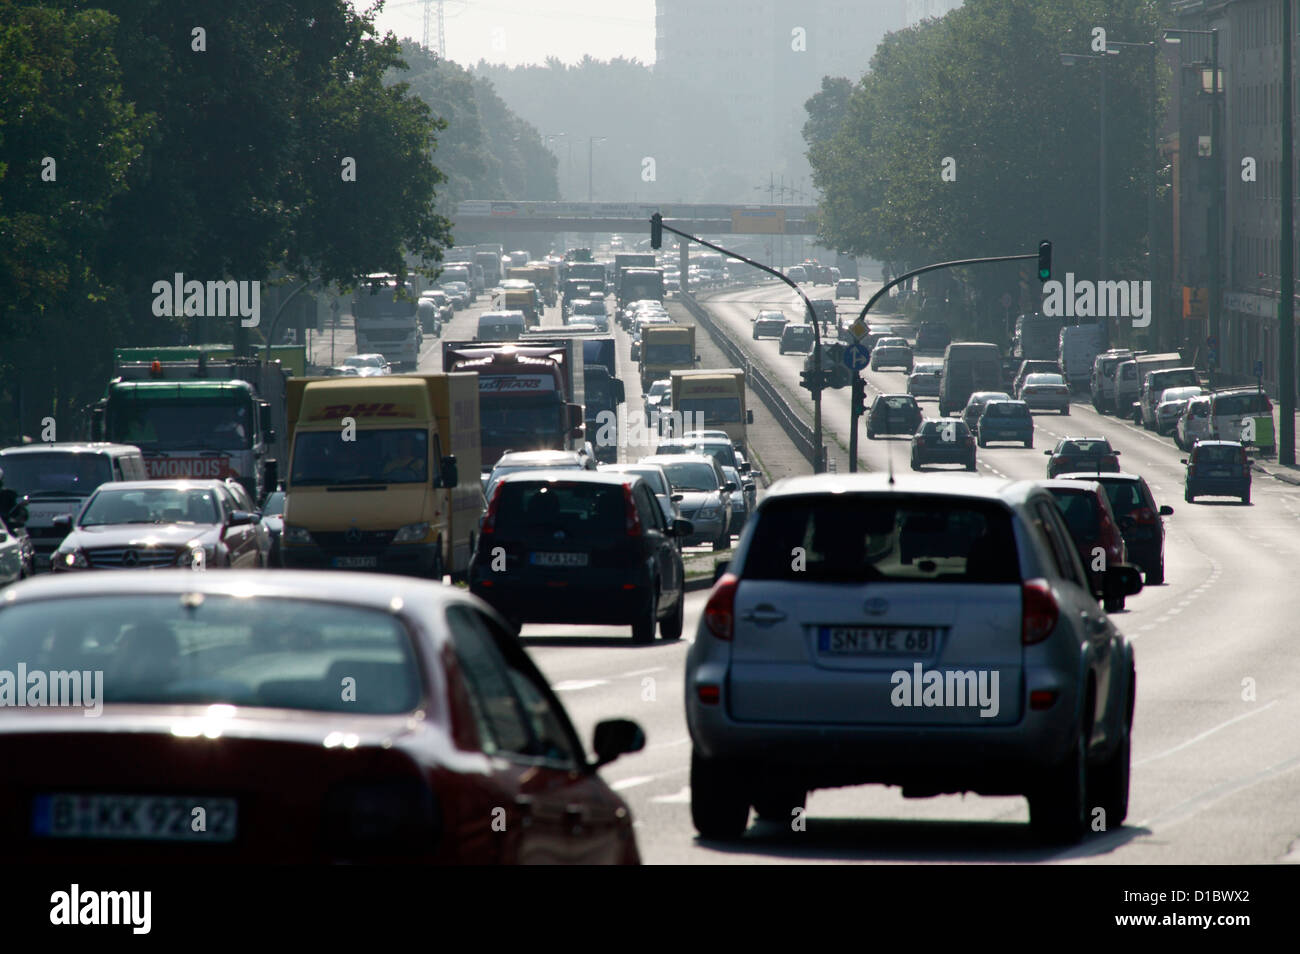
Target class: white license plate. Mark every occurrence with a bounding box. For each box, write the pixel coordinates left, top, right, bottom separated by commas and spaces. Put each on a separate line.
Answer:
32, 793, 237, 843
818, 626, 938, 655
332, 555, 378, 569
1207, 470, 1231, 477
530, 551, 589, 567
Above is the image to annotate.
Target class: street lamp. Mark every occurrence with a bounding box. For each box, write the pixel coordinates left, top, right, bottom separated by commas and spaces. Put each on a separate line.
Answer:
1163, 28, 1223, 382
587, 136, 607, 203
1060, 48, 1119, 282
545, 133, 571, 200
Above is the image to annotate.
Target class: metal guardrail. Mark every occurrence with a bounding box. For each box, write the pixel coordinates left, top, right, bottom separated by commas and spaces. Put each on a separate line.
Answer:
679, 287, 817, 466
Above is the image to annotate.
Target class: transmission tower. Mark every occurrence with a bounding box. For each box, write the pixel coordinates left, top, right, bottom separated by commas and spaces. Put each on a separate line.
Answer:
423, 0, 446, 59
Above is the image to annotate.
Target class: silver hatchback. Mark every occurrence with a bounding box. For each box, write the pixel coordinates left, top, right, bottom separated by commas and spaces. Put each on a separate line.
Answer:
685, 473, 1141, 845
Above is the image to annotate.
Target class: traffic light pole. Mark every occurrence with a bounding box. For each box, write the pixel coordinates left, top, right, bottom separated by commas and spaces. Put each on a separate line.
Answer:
651, 214, 831, 472
849, 375, 864, 472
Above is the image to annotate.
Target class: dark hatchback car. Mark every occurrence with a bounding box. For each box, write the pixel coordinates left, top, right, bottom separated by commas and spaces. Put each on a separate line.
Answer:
977, 400, 1034, 448
0, 572, 646, 863
1182, 440, 1251, 504
1059, 472, 1172, 585
914, 321, 951, 352
1041, 479, 1131, 611
910, 419, 976, 471
1045, 438, 1120, 478
469, 471, 692, 642
866, 394, 922, 439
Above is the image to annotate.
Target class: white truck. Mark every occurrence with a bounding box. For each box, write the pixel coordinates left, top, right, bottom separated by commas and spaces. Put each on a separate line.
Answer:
1058, 323, 1105, 392
353, 273, 421, 371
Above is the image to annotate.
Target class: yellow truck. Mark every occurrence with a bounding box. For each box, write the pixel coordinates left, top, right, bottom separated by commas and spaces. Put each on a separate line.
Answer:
495, 280, 542, 326
669, 368, 754, 456
639, 324, 697, 390
280, 372, 483, 579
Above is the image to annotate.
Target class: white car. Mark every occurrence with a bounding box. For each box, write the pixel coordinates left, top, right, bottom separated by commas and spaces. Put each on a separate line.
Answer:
1154, 386, 1205, 436
342, 354, 391, 377
685, 473, 1143, 845
1175, 395, 1213, 450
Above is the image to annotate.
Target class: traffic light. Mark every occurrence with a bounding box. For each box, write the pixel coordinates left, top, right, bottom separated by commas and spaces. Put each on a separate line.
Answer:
1037, 240, 1052, 283
800, 367, 820, 392
852, 376, 868, 415
650, 213, 663, 250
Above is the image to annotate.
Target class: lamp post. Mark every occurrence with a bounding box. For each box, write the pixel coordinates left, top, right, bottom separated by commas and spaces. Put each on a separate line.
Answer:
587, 136, 607, 203
1060, 48, 1121, 281
1163, 28, 1223, 383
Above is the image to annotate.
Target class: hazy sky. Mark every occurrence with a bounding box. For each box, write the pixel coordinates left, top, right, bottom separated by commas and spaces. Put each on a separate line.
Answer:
367, 0, 657, 67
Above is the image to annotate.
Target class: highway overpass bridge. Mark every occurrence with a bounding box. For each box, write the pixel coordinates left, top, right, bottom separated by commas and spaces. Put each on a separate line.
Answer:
452, 200, 819, 236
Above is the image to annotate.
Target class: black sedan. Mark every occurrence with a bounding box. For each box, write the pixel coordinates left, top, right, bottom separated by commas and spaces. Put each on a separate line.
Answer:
911, 419, 976, 471
866, 394, 922, 439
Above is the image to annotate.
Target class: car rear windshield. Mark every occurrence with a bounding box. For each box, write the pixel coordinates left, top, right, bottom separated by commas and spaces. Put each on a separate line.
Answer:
1061, 440, 1110, 456
1195, 445, 1242, 464
881, 396, 915, 410
919, 421, 969, 436
0, 595, 420, 712
494, 481, 628, 541
1094, 480, 1145, 515
742, 496, 1020, 584
985, 403, 1028, 417
1047, 489, 1100, 539
1214, 393, 1270, 415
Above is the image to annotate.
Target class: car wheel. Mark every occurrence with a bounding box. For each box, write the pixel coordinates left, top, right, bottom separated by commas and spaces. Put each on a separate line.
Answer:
910, 459, 921, 471
752, 330, 759, 339
690, 751, 750, 840
1146, 556, 1164, 586
1028, 727, 1087, 845
1062, 406, 1070, 416
965, 458, 976, 472
1242, 489, 1251, 505
977, 435, 987, 447
632, 587, 658, 643
1089, 723, 1131, 829
1025, 438, 1033, 449
431, 545, 445, 583
866, 428, 875, 440
1184, 490, 1194, 503
752, 787, 807, 823
659, 591, 684, 640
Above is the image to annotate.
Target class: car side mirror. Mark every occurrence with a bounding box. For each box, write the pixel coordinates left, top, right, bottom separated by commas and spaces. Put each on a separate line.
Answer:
724, 481, 737, 492
671, 493, 684, 502
1113, 450, 1121, 455
1104, 563, 1144, 601
437, 455, 459, 489
229, 510, 257, 526
1043, 450, 1051, 455
1159, 505, 1174, 516
672, 518, 694, 537
592, 719, 645, 768
747, 410, 755, 424
1180, 459, 1188, 465
614, 380, 626, 404
52, 513, 73, 531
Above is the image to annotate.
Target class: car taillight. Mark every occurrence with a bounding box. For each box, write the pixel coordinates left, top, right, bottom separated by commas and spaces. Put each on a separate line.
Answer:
1134, 507, 1156, 525
481, 481, 505, 534
1021, 579, 1058, 645
624, 484, 642, 537
704, 573, 738, 640
1102, 455, 1118, 468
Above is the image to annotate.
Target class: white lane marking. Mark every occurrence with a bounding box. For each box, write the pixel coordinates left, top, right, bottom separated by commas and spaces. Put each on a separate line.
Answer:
652, 786, 692, 804
610, 775, 657, 791
1133, 752, 1300, 835
550, 679, 609, 692
619, 666, 667, 679
1135, 700, 1278, 767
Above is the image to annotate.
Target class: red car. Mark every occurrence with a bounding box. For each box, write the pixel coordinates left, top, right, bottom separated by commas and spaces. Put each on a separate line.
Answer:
0, 571, 644, 863
1040, 479, 1131, 611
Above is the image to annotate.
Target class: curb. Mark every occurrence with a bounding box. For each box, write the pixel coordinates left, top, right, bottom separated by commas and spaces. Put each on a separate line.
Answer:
684, 574, 719, 592
1253, 463, 1300, 486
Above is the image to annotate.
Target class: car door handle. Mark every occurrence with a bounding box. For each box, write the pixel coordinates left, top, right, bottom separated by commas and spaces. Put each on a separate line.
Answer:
741, 605, 786, 626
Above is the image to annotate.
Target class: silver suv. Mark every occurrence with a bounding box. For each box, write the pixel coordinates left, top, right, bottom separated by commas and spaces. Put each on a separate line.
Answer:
685, 473, 1142, 845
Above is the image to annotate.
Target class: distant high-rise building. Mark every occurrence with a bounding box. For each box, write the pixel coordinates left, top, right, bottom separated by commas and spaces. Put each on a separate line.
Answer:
904, 0, 963, 27
654, 1, 907, 193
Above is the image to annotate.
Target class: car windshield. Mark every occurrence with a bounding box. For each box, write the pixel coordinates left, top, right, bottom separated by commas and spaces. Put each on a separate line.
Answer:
262, 491, 285, 516
743, 496, 1020, 584
291, 429, 427, 486
0, 453, 114, 498
0, 595, 420, 712
81, 487, 220, 526
615, 467, 667, 497
107, 396, 254, 451
343, 355, 383, 368
648, 382, 669, 397
659, 461, 718, 492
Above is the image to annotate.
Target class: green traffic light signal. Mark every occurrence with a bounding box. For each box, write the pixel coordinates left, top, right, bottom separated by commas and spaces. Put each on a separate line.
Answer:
1037, 240, 1052, 283
650, 213, 663, 250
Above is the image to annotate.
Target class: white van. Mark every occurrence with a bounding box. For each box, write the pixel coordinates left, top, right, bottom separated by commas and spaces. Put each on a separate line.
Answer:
476, 310, 527, 341
939, 342, 1004, 416
1113, 352, 1182, 419
0, 442, 147, 570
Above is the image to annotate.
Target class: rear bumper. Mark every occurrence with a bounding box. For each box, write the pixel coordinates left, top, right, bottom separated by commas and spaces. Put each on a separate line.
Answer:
1187, 477, 1249, 496
470, 568, 654, 623
979, 426, 1032, 442
1022, 395, 1069, 411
